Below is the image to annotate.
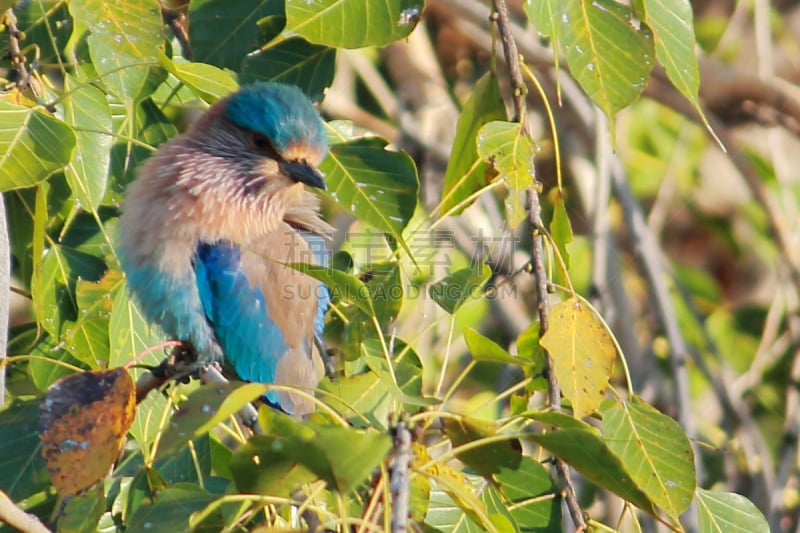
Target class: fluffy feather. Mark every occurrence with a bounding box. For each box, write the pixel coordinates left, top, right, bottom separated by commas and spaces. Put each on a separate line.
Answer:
119, 82, 330, 416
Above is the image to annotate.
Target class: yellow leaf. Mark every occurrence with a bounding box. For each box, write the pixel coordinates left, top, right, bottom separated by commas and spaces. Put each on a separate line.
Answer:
540, 297, 616, 418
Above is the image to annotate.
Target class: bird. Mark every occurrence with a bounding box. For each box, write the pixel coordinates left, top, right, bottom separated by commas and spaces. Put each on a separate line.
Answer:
118, 82, 332, 417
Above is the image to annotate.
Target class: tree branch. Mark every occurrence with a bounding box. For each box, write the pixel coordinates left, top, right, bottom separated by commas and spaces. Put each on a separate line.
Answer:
491, 0, 586, 530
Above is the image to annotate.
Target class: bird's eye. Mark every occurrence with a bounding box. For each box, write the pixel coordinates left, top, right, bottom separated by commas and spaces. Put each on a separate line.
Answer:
251, 133, 270, 150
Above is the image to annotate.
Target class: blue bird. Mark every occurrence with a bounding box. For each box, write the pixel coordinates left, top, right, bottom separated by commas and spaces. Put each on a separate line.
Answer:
118, 82, 331, 416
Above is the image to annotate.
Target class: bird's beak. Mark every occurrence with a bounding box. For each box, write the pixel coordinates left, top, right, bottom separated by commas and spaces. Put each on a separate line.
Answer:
282, 160, 326, 190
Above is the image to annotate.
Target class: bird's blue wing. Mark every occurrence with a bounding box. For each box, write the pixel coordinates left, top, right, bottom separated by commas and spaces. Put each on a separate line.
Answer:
194, 241, 287, 406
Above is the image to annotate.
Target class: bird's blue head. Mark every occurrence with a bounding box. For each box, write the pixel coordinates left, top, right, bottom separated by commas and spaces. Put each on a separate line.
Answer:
225, 82, 328, 165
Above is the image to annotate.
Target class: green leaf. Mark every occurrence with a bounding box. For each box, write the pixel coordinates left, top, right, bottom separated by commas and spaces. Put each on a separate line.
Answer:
640, 0, 707, 127
425, 485, 486, 533
539, 296, 616, 418
476, 121, 536, 228
0, 102, 76, 191
602, 397, 695, 520
69, 0, 165, 101
164, 60, 239, 103
429, 263, 491, 314
240, 37, 336, 101
562, 0, 654, 123
288, 262, 375, 316
62, 75, 113, 212
232, 409, 392, 494
126, 485, 221, 533
321, 137, 419, 250
440, 72, 505, 216
360, 261, 403, 324
442, 417, 522, 477
465, 328, 529, 366
58, 487, 105, 533
156, 383, 246, 458
33, 245, 107, 338
527, 422, 657, 515
108, 285, 165, 369
549, 190, 573, 269
495, 457, 561, 532
525, 0, 561, 39
320, 338, 426, 428
285, 0, 423, 48
0, 400, 49, 501
188, 0, 276, 70
695, 489, 769, 533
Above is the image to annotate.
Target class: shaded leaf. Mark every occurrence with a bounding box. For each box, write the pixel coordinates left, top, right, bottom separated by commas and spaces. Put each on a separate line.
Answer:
188, 0, 276, 70
39, 368, 136, 496
440, 72, 505, 216
0, 400, 49, 501
602, 396, 695, 520
285, 0, 423, 48
0, 102, 75, 191
549, 190, 573, 269
240, 37, 336, 102
442, 417, 522, 477
127, 484, 221, 533
539, 297, 616, 418
232, 409, 392, 494
495, 457, 561, 532
430, 263, 491, 314
476, 121, 536, 228
695, 489, 769, 533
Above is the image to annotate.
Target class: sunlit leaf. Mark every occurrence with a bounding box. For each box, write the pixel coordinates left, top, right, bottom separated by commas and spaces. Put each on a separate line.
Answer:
164, 59, 239, 103
562, 0, 654, 123
602, 397, 695, 520
527, 418, 657, 515
109, 286, 166, 369
39, 368, 136, 496
440, 72, 505, 216
465, 328, 529, 366
640, 0, 708, 129
695, 489, 769, 533
69, 0, 165, 101
0, 101, 75, 191
62, 75, 113, 212
285, 0, 423, 48
321, 138, 419, 254
476, 121, 536, 228
539, 297, 616, 418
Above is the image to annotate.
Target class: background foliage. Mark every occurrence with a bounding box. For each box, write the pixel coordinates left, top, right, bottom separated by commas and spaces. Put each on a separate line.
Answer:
1, 0, 798, 531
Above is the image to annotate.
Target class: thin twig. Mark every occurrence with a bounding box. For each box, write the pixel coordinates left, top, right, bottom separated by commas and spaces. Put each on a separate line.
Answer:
390, 419, 412, 533
0, 490, 51, 533
0, 194, 8, 408
4, 9, 32, 90
490, 0, 586, 530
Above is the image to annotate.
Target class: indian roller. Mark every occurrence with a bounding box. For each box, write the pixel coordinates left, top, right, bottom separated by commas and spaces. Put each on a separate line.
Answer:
118, 82, 331, 416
